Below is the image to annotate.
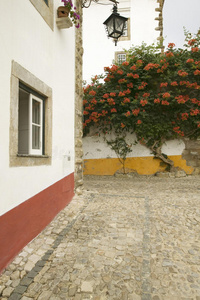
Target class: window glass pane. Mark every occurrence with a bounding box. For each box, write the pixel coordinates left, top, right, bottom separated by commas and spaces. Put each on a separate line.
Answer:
32, 125, 40, 149
115, 18, 124, 33
18, 89, 29, 154
122, 21, 128, 36
118, 53, 126, 64
32, 99, 40, 125
106, 19, 114, 36
43, 0, 49, 6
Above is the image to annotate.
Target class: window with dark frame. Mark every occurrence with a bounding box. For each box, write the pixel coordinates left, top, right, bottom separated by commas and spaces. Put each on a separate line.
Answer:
18, 83, 45, 156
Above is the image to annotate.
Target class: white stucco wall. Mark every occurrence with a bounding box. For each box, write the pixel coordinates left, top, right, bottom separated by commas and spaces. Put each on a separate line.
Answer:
0, 0, 75, 215
83, 133, 185, 159
83, 0, 158, 83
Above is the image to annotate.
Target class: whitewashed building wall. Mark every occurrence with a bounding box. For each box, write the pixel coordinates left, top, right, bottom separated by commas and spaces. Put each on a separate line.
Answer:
0, 0, 76, 272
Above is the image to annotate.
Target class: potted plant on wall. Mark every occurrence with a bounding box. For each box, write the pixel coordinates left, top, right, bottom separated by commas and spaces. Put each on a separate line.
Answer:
57, 0, 80, 29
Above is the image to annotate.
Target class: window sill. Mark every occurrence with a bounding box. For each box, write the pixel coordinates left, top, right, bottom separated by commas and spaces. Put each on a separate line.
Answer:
10, 154, 52, 167
17, 154, 50, 158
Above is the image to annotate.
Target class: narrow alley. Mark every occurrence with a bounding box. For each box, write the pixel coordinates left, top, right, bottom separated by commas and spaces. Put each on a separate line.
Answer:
1, 175, 200, 300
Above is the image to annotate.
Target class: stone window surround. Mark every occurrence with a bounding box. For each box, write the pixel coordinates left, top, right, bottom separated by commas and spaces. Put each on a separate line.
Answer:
10, 61, 52, 167
29, 0, 54, 30
114, 51, 127, 64
119, 18, 131, 42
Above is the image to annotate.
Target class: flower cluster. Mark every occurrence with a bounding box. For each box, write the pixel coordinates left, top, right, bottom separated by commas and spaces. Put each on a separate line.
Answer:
83, 33, 200, 152
61, 0, 80, 28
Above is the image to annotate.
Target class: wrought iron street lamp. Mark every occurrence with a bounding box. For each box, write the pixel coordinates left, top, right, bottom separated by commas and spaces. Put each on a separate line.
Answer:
103, 4, 128, 46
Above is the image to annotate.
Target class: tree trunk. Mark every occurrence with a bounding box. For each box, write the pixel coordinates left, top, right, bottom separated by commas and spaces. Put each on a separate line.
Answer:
150, 141, 174, 170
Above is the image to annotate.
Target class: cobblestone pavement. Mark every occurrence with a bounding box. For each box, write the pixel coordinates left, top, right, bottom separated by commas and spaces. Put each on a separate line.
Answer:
0, 175, 200, 300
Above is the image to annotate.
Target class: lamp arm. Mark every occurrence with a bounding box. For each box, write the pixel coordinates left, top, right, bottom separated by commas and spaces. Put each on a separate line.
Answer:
82, 0, 119, 8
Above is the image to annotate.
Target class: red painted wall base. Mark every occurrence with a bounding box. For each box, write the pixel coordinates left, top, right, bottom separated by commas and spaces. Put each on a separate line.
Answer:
0, 173, 74, 274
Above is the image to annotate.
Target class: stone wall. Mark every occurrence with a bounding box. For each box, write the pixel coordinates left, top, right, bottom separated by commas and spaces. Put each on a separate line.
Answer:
75, 0, 84, 192
155, 0, 165, 52
182, 139, 200, 173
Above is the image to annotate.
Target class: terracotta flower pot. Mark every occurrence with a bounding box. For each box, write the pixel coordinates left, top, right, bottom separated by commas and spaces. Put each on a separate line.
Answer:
57, 6, 70, 18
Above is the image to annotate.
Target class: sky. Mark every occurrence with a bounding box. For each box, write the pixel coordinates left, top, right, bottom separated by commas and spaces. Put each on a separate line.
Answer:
163, 0, 200, 48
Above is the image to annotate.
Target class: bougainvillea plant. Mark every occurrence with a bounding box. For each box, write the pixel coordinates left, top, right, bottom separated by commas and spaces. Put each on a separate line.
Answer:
61, 0, 80, 28
83, 30, 200, 169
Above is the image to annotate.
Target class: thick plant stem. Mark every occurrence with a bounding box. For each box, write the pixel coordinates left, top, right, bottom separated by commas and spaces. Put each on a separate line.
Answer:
151, 140, 174, 170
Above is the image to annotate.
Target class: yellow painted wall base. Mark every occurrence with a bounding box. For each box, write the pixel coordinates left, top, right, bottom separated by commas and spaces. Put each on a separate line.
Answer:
83, 155, 194, 176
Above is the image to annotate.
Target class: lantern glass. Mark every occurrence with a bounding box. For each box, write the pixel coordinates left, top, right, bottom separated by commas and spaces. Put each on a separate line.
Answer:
115, 17, 125, 34
106, 17, 114, 36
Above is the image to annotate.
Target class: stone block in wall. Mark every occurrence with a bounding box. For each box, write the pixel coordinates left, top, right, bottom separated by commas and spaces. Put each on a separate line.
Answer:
192, 168, 200, 175
75, 139, 83, 147
184, 139, 200, 150
181, 139, 200, 169
187, 160, 199, 167
182, 149, 190, 157
75, 149, 83, 158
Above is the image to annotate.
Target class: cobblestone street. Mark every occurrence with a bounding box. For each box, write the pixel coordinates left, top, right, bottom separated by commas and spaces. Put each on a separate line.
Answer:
0, 175, 200, 300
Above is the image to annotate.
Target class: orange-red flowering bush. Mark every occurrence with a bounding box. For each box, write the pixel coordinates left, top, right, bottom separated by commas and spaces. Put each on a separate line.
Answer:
83, 31, 200, 167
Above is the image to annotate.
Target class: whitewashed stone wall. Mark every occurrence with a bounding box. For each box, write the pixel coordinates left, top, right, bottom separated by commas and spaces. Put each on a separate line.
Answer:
83, 133, 185, 160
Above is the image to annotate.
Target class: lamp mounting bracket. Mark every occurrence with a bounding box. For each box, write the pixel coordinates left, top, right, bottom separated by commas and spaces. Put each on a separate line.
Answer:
82, 0, 119, 8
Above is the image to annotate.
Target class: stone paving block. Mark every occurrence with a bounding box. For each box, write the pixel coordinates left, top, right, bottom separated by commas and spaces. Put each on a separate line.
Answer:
24, 261, 35, 272
2, 286, 14, 297
37, 290, 52, 299
14, 285, 28, 294
26, 270, 38, 279
8, 292, 22, 300
32, 265, 43, 273
20, 277, 33, 286
35, 260, 46, 267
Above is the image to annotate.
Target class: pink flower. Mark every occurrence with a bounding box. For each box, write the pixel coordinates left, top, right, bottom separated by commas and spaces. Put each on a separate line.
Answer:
186, 59, 194, 63
191, 47, 199, 52
122, 61, 129, 66
89, 90, 96, 96
125, 111, 131, 117
171, 81, 178, 86
165, 51, 174, 57
130, 65, 137, 70
160, 82, 168, 88
194, 70, 200, 75
132, 108, 140, 116
178, 70, 188, 77
140, 99, 148, 106
188, 39, 197, 46
161, 100, 169, 105
162, 92, 171, 98
119, 91, 125, 97
181, 113, 189, 120
168, 43, 175, 48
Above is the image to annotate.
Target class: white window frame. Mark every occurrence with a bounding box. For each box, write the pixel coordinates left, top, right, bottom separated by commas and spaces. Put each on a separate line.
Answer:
29, 94, 43, 155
